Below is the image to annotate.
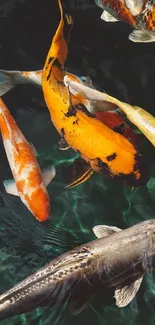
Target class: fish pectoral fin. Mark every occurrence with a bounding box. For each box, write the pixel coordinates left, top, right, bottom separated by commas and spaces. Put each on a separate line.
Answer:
101, 10, 119, 22
63, 79, 117, 112
42, 165, 56, 187
64, 158, 94, 189
70, 293, 92, 315
92, 225, 122, 238
3, 179, 19, 196
114, 275, 144, 307
58, 138, 70, 151
69, 280, 94, 315
95, 0, 103, 9
29, 142, 37, 156
41, 225, 81, 249
129, 30, 155, 43
70, 300, 89, 315
113, 123, 125, 135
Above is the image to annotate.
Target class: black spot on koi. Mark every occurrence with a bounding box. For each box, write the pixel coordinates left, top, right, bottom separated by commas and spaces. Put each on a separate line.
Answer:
107, 153, 117, 161
65, 105, 76, 117
61, 128, 65, 136
74, 103, 94, 118
96, 158, 111, 176
46, 57, 63, 81
73, 119, 79, 125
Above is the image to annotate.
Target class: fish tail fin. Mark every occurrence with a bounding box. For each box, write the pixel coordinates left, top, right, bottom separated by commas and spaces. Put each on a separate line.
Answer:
0, 69, 29, 96
43, 0, 73, 80
55, 0, 73, 52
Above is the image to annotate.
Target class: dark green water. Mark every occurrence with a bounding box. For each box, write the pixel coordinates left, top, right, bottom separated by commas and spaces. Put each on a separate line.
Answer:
0, 0, 155, 324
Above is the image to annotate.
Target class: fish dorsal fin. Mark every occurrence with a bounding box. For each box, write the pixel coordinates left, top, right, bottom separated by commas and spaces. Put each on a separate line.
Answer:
114, 275, 144, 307
101, 10, 119, 22
92, 225, 122, 238
129, 30, 155, 43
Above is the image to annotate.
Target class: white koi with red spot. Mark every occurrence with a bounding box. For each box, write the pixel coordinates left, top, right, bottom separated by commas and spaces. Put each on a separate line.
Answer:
0, 98, 56, 222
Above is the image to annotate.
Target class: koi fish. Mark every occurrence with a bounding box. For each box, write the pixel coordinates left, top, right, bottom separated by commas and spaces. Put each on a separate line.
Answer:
0, 219, 155, 320
95, 110, 139, 148
0, 98, 56, 222
95, 0, 155, 43
41, 0, 150, 189
65, 78, 155, 148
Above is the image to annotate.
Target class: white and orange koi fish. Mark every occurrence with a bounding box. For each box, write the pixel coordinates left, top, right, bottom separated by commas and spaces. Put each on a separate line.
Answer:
0, 98, 56, 222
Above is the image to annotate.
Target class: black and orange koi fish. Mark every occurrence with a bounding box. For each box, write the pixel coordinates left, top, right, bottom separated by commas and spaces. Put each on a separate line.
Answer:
41, 0, 150, 189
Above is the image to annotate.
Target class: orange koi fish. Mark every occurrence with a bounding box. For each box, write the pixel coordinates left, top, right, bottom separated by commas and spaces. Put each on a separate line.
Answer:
0, 98, 56, 222
95, 0, 155, 43
41, 0, 150, 189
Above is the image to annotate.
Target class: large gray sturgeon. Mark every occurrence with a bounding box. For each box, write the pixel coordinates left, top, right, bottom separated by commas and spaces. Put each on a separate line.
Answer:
0, 219, 155, 320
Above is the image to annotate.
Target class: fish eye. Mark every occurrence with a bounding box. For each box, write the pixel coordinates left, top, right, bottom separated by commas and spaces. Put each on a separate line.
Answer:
80, 76, 86, 82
